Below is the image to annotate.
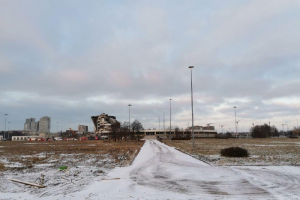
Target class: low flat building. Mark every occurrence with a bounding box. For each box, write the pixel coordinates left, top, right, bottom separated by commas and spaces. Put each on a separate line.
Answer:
141, 129, 217, 138
12, 136, 39, 141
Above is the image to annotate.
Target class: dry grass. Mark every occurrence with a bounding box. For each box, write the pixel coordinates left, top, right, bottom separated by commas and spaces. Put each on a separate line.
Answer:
0, 163, 5, 171
0, 140, 144, 171
163, 138, 300, 166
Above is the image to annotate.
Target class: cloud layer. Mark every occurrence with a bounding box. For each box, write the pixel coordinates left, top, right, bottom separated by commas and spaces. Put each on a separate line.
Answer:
1, 0, 300, 132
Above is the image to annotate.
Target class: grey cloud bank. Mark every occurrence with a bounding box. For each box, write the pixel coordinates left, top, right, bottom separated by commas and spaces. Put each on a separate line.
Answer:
1, 0, 300, 132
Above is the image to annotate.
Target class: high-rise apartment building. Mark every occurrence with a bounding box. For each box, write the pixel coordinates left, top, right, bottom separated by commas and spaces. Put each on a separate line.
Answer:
39, 116, 51, 133
24, 118, 39, 132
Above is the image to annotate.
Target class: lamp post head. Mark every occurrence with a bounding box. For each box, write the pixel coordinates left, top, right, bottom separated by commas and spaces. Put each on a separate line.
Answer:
170, 99, 172, 101
128, 104, 132, 106
233, 106, 237, 109
188, 66, 194, 69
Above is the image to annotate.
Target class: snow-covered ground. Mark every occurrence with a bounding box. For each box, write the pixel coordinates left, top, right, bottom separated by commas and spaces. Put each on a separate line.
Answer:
1, 140, 300, 199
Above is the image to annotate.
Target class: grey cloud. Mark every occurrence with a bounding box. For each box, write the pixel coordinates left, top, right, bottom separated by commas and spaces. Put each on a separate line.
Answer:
1, 0, 300, 132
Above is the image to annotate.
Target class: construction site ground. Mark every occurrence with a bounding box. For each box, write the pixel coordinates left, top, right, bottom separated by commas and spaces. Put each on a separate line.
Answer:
0, 140, 144, 198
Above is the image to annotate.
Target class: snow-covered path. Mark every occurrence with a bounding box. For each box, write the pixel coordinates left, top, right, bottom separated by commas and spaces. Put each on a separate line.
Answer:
68, 140, 300, 199
3, 140, 300, 199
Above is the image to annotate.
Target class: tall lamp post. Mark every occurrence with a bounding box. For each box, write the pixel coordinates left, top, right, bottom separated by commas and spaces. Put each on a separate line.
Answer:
128, 104, 132, 134
297, 119, 298, 130
169, 99, 172, 142
4, 114, 8, 140
282, 124, 287, 136
163, 110, 165, 134
233, 106, 237, 136
159, 116, 160, 131
219, 125, 225, 134
189, 66, 195, 151
57, 122, 59, 133
8, 122, 10, 140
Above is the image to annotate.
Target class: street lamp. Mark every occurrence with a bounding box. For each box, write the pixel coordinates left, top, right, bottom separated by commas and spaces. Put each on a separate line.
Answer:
219, 125, 225, 134
233, 106, 237, 136
297, 119, 298, 130
57, 122, 59, 133
189, 66, 195, 151
282, 124, 287, 136
4, 114, 8, 140
159, 116, 160, 131
163, 110, 165, 134
8, 122, 10, 140
169, 99, 172, 142
128, 104, 132, 134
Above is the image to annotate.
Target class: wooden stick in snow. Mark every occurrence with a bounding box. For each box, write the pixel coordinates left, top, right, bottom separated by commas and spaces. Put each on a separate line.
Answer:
8, 178, 45, 188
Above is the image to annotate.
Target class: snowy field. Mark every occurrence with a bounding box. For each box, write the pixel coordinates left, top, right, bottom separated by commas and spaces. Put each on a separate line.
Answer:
1, 140, 300, 199
163, 138, 300, 166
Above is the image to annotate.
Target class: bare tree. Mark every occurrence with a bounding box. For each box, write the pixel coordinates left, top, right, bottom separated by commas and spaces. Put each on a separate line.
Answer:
110, 122, 121, 141
120, 122, 130, 140
131, 120, 144, 141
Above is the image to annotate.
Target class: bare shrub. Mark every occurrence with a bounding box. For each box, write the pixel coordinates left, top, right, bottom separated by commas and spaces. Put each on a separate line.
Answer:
220, 147, 249, 157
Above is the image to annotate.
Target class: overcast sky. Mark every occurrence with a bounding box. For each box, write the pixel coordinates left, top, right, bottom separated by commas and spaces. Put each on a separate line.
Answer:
1, 0, 300, 133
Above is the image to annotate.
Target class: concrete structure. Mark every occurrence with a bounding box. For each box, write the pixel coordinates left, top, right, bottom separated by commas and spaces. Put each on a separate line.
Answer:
38, 116, 51, 133
24, 118, 39, 132
78, 124, 88, 134
0, 135, 3, 140
91, 113, 119, 135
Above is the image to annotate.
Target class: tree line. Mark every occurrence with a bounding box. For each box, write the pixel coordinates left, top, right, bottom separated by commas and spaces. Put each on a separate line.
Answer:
110, 119, 144, 141
250, 124, 279, 138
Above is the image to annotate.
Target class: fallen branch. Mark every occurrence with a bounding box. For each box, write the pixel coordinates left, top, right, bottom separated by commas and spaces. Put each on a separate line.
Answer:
8, 178, 45, 188
102, 178, 120, 180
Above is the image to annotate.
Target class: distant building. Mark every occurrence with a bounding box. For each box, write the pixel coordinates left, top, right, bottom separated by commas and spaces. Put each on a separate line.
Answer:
24, 116, 51, 133
91, 113, 119, 135
141, 128, 217, 138
78, 124, 88, 133
186, 125, 215, 131
39, 116, 51, 133
24, 118, 39, 132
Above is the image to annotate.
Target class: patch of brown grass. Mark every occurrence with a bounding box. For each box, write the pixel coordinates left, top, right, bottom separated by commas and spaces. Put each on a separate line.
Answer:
0, 140, 144, 171
0, 163, 5, 171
